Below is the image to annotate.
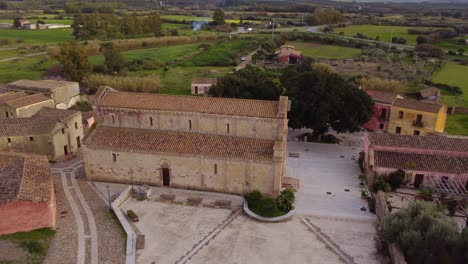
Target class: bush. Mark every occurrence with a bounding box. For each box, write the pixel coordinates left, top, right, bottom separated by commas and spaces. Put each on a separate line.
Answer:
388, 169, 405, 190
84, 74, 160, 93
0, 39, 12, 46
277, 189, 295, 211
418, 187, 433, 201
20, 240, 45, 255
371, 175, 391, 193
244, 190, 289, 217
244, 190, 262, 206
70, 101, 93, 112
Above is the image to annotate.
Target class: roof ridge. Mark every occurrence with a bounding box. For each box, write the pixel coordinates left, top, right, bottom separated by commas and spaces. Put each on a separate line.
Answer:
16, 156, 27, 202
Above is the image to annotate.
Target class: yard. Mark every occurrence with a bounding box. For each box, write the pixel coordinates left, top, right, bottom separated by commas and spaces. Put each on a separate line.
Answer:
286, 41, 361, 59
432, 62, 468, 107
445, 114, 468, 136
334, 25, 436, 46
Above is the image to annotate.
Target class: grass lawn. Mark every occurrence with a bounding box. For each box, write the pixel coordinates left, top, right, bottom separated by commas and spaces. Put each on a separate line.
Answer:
334, 25, 436, 46
436, 37, 467, 51
0, 55, 56, 83
89, 43, 202, 65
445, 114, 468, 136
0, 28, 73, 45
432, 63, 468, 107
286, 41, 361, 59
0, 228, 56, 263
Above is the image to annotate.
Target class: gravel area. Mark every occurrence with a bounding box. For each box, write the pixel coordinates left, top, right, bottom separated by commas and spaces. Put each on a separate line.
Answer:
78, 177, 126, 264
188, 215, 343, 264
0, 240, 27, 263
44, 174, 78, 264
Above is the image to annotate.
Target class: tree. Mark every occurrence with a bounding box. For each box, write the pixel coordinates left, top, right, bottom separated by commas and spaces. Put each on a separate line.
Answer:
208, 65, 281, 100
146, 13, 162, 37
277, 189, 295, 211
101, 42, 124, 73
213, 8, 225, 26
416, 35, 428, 45
282, 64, 374, 136
381, 202, 461, 264
13, 17, 22, 28
416, 44, 444, 58
57, 41, 91, 81
388, 169, 405, 190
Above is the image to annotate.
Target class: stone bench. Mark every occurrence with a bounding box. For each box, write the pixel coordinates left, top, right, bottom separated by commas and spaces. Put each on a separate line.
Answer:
187, 197, 203, 204
214, 199, 232, 207
160, 194, 176, 201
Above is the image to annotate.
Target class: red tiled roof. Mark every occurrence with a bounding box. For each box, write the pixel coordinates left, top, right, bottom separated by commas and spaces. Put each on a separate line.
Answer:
5, 94, 51, 108
368, 133, 468, 153
86, 126, 275, 161
0, 152, 52, 205
374, 151, 468, 174
393, 98, 443, 113
0, 92, 28, 103
97, 91, 280, 119
191, 78, 218, 85
365, 90, 398, 104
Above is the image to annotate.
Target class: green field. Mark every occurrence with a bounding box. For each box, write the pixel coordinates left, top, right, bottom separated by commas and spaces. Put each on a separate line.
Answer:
334, 25, 436, 46
436, 37, 468, 51
286, 41, 361, 59
432, 63, 468, 107
0, 28, 73, 45
89, 43, 202, 65
161, 14, 257, 24
445, 114, 468, 136
0, 55, 56, 83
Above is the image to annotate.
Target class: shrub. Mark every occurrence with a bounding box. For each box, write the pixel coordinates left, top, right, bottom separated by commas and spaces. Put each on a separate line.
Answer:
0, 39, 12, 46
418, 187, 433, 201
388, 169, 405, 190
20, 240, 45, 255
277, 189, 295, 211
358, 151, 365, 171
244, 190, 262, 207
70, 101, 92, 112
371, 175, 391, 193
244, 190, 288, 217
84, 74, 160, 93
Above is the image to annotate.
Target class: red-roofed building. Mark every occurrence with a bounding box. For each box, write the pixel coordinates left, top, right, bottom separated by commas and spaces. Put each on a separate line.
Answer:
362, 90, 400, 132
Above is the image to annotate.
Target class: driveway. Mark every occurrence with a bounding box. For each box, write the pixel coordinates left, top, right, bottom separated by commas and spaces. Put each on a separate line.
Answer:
286, 140, 376, 220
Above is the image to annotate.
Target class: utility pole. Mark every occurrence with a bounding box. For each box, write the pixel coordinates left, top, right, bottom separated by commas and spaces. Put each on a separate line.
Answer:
271, 19, 275, 40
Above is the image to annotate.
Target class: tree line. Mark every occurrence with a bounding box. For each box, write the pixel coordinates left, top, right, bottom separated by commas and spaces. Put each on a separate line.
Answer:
72, 13, 162, 40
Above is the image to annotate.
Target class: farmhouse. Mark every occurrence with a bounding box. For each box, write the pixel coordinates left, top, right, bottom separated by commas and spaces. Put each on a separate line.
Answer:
0, 91, 54, 118
364, 132, 468, 192
5, 80, 81, 109
362, 90, 400, 132
190, 78, 218, 95
0, 152, 56, 235
84, 87, 289, 195
419, 87, 440, 101
277, 45, 302, 64
0, 108, 84, 161
387, 98, 447, 136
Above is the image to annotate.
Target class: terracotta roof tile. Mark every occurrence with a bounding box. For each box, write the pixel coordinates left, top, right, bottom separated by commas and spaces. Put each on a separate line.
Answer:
374, 151, 468, 174
368, 133, 468, 153
0, 92, 28, 104
86, 126, 275, 161
0, 152, 52, 205
191, 78, 218, 85
365, 90, 398, 104
5, 93, 51, 108
98, 91, 280, 119
393, 98, 443, 113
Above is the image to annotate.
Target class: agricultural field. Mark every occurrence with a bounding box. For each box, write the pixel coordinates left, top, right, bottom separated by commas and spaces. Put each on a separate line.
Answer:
436, 37, 468, 51
0, 28, 73, 45
333, 25, 436, 46
0, 55, 56, 83
161, 14, 258, 24
432, 63, 468, 107
286, 41, 361, 59
445, 114, 468, 136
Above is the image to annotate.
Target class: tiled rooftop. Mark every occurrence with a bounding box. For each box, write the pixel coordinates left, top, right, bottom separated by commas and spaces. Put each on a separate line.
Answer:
5, 93, 51, 108
393, 98, 443, 113
191, 78, 218, 85
86, 126, 276, 161
375, 151, 468, 174
0, 152, 52, 205
368, 133, 468, 153
365, 90, 398, 104
8, 79, 76, 92
97, 90, 280, 119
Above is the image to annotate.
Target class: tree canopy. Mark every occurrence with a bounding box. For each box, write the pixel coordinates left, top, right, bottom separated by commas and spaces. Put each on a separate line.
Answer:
57, 41, 91, 82
213, 8, 226, 26
208, 66, 281, 100
101, 42, 124, 74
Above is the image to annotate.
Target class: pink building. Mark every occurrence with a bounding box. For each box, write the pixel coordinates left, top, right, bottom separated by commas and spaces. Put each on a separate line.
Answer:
364, 132, 468, 191
0, 152, 56, 235
362, 90, 399, 132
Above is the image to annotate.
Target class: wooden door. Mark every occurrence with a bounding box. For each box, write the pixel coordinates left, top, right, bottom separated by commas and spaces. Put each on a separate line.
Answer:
414, 174, 424, 189
162, 168, 170, 187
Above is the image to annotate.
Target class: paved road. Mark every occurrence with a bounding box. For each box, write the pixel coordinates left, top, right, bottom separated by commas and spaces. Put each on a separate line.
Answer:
235, 48, 259, 71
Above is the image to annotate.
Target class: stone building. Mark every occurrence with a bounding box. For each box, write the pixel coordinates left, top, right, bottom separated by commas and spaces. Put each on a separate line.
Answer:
190, 78, 218, 95
5, 80, 80, 109
0, 152, 56, 235
387, 98, 447, 136
364, 132, 468, 191
362, 90, 400, 132
0, 91, 54, 118
84, 88, 289, 195
0, 108, 84, 161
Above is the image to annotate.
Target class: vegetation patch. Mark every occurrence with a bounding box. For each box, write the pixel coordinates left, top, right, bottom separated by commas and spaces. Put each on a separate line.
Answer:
244, 190, 295, 218
445, 114, 468, 136
432, 63, 468, 107
0, 28, 73, 45
286, 41, 361, 59
0, 228, 56, 264
84, 74, 160, 93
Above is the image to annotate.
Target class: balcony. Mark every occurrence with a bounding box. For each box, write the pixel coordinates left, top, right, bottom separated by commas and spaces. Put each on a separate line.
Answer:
412, 120, 424, 127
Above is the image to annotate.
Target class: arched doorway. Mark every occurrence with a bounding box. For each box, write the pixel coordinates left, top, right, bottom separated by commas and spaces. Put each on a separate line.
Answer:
161, 162, 170, 187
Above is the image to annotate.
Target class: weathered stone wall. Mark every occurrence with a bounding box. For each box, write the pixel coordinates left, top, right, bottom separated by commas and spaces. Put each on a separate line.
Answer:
52, 83, 80, 106
0, 99, 54, 118
83, 146, 282, 195
0, 200, 55, 235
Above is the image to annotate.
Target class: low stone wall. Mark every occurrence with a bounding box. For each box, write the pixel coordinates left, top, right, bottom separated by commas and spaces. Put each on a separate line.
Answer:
243, 201, 295, 223
374, 191, 407, 264
111, 186, 137, 264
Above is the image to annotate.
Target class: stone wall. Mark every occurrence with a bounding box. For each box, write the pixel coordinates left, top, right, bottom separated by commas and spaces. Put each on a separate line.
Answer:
0, 199, 55, 235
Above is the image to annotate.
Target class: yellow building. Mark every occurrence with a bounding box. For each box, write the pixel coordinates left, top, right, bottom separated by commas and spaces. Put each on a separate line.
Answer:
388, 98, 447, 136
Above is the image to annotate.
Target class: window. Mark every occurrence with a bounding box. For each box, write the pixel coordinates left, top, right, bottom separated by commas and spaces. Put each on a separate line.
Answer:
414, 130, 420, 136
111, 114, 115, 124
395, 127, 401, 134
214, 164, 218, 174
379, 123, 384, 129
380, 108, 387, 119
194, 86, 198, 94
5, 112, 8, 118
189, 120, 192, 130
7, 138, 11, 143
29, 137, 34, 142
398, 111, 404, 119
75, 122, 78, 129
149, 117, 153, 126
61, 128, 65, 134
112, 153, 117, 162
227, 123, 230, 134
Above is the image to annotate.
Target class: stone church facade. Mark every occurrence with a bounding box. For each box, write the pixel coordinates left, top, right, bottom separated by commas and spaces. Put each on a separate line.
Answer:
83, 87, 289, 195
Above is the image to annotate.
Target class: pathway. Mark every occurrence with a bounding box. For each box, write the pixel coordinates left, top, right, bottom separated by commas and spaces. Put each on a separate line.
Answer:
51, 160, 99, 264
0, 51, 46, 62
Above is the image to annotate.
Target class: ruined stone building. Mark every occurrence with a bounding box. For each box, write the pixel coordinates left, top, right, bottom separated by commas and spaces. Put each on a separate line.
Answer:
83, 87, 289, 195
0, 91, 54, 118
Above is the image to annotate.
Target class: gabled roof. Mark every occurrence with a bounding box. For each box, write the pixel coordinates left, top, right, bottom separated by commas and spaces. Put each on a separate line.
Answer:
7, 79, 77, 93
4, 94, 51, 108
419, 87, 440, 99
393, 98, 443, 113
0, 92, 28, 104
191, 78, 218, 85
365, 90, 398, 104
367, 133, 468, 153
0, 152, 52, 205
86, 126, 275, 161
97, 90, 283, 119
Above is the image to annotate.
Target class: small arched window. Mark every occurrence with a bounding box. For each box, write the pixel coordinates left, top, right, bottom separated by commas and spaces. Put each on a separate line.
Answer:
226, 123, 230, 134
214, 164, 218, 175
149, 117, 153, 126
111, 114, 115, 124
112, 153, 117, 162
189, 120, 192, 130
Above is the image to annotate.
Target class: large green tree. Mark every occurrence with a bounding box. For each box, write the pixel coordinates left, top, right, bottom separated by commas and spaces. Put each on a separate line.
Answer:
57, 41, 91, 82
101, 42, 124, 73
282, 64, 373, 135
381, 201, 462, 264
208, 66, 281, 100
212, 8, 225, 26
146, 13, 162, 37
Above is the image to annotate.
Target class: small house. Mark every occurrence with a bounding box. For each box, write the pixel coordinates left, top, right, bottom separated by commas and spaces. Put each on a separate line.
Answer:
191, 78, 218, 95
419, 87, 440, 101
